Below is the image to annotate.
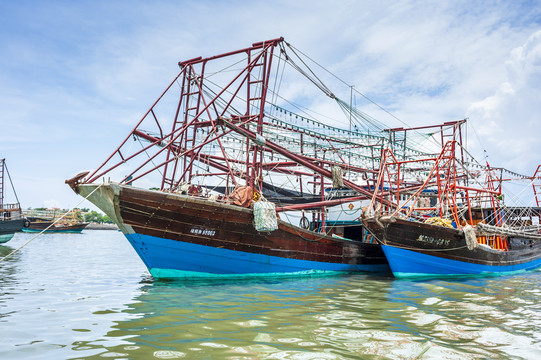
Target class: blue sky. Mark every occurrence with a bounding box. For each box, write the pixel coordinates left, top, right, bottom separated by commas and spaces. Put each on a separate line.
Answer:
1, 0, 540, 209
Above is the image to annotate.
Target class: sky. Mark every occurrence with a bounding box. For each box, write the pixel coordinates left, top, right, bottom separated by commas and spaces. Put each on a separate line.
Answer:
0, 0, 540, 210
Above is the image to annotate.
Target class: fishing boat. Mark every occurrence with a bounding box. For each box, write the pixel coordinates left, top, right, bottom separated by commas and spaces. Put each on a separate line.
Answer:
22, 209, 89, 233
67, 178, 388, 278
65, 37, 422, 279
0, 159, 24, 243
66, 38, 541, 280
22, 220, 89, 233
362, 140, 541, 278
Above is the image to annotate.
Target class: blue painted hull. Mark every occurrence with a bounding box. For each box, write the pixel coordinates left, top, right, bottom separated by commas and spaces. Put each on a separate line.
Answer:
125, 232, 390, 279
362, 216, 541, 279
382, 245, 541, 279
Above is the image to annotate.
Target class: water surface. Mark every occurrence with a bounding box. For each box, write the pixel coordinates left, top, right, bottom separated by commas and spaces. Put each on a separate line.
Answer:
1, 230, 539, 359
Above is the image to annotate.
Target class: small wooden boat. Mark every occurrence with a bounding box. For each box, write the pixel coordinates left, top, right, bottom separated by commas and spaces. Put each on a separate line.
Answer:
0, 213, 24, 243
0, 159, 24, 243
22, 209, 89, 233
22, 219, 89, 233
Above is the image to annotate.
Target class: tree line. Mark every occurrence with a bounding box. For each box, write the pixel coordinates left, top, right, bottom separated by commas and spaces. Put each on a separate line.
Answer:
28, 208, 113, 223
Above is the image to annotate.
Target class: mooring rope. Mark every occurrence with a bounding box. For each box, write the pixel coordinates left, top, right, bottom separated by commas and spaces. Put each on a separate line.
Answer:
0, 183, 103, 262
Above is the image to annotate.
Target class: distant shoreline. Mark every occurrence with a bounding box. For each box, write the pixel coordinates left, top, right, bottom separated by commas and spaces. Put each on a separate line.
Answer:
85, 223, 119, 230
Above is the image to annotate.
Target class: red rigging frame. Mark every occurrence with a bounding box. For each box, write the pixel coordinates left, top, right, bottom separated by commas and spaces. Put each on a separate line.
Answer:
367, 140, 508, 229
74, 38, 537, 231
534, 165, 541, 207
86, 38, 285, 188
80, 37, 409, 209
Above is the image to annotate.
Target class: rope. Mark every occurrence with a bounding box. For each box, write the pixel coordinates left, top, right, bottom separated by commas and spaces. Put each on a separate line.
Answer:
283, 42, 437, 142
282, 43, 335, 98
0, 183, 104, 262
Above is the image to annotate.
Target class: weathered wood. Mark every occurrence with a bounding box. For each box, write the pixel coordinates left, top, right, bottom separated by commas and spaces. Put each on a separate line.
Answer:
364, 216, 541, 266
119, 187, 387, 265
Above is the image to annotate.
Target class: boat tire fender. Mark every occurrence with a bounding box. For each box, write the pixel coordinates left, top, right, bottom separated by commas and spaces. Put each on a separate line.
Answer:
299, 216, 310, 229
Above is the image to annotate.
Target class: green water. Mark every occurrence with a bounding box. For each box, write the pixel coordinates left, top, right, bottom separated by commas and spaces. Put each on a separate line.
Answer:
0, 231, 540, 359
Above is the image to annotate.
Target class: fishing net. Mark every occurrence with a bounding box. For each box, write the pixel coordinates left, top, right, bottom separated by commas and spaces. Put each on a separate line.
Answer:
463, 224, 478, 250
253, 198, 278, 232
424, 217, 453, 228
332, 166, 344, 189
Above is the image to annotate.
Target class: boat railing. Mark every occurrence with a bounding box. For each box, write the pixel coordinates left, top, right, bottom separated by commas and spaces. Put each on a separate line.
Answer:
0, 202, 21, 211
477, 234, 509, 251
23, 209, 84, 223
1, 202, 23, 221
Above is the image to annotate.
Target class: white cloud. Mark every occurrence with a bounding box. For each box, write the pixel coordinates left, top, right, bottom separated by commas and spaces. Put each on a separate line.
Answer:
0, 0, 540, 207
467, 29, 541, 175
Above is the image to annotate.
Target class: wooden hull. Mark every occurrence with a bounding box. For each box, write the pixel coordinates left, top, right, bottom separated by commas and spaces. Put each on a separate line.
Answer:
363, 216, 541, 278
76, 183, 390, 279
22, 222, 89, 233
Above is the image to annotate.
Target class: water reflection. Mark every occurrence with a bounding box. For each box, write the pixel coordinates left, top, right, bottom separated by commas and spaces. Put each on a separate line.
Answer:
0, 243, 21, 318
71, 272, 541, 359
2, 232, 539, 359
381, 275, 541, 359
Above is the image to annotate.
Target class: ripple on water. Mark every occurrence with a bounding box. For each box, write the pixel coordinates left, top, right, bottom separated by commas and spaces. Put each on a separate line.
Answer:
0, 232, 540, 359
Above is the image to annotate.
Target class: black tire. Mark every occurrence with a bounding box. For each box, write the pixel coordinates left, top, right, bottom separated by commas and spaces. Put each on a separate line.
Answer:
299, 216, 310, 229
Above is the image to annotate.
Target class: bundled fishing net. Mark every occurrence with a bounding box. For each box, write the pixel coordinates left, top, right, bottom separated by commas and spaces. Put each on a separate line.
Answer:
253, 197, 278, 232
332, 166, 344, 189
424, 217, 453, 228
463, 224, 479, 250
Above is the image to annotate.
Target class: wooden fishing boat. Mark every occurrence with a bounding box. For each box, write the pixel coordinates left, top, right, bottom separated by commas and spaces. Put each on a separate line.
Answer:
363, 214, 541, 278
0, 159, 24, 243
66, 38, 541, 280
0, 210, 24, 243
362, 142, 541, 278
66, 38, 404, 279
67, 179, 388, 278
